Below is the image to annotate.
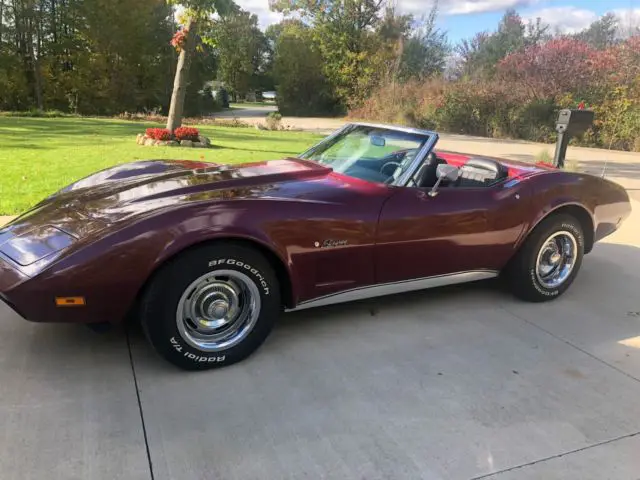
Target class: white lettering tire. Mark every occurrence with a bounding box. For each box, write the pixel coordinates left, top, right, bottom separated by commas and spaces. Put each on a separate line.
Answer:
140, 242, 281, 370
505, 214, 585, 302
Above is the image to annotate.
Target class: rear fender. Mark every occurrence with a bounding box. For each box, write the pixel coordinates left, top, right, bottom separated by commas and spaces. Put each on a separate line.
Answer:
515, 173, 597, 252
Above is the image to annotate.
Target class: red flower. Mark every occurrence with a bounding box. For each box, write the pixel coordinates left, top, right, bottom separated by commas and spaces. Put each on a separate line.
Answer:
145, 128, 172, 141
578, 101, 586, 110
171, 28, 189, 52
174, 126, 200, 141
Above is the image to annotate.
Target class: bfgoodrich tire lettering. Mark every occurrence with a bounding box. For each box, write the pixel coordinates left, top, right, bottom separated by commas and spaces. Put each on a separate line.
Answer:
506, 215, 585, 302
140, 242, 281, 370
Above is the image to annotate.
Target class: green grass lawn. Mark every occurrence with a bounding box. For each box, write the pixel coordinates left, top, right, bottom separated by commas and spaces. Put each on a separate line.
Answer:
0, 116, 322, 215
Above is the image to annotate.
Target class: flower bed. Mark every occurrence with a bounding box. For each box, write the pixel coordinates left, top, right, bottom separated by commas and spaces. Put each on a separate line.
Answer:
136, 126, 212, 148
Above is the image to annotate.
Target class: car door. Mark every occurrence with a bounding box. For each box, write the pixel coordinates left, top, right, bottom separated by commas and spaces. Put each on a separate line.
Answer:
375, 180, 531, 285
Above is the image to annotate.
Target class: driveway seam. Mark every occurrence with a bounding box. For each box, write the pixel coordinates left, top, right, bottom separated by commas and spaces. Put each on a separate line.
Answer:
126, 330, 156, 480
500, 304, 640, 385
469, 430, 640, 479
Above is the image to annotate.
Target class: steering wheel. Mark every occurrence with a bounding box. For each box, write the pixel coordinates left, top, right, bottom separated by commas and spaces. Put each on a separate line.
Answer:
380, 161, 401, 177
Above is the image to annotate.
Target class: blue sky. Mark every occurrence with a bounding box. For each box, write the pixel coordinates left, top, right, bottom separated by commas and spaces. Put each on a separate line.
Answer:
235, 0, 640, 43
437, 0, 640, 42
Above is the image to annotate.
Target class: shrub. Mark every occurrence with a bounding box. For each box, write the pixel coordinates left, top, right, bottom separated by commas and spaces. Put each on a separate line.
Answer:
0, 109, 74, 118
145, 128, 172, 141
184, 86, 222, 117
209, 118, 250, 128
174, 126, 200, 141
265, 112, 283, 130
535, 149, 553, 165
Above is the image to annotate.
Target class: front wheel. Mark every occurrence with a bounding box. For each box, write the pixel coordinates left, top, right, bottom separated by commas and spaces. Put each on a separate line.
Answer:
140, 243, 281, 370
505, 214, 585, 302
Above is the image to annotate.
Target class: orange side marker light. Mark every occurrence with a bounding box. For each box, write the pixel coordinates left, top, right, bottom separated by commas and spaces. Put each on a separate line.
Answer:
55, 297, 86, 307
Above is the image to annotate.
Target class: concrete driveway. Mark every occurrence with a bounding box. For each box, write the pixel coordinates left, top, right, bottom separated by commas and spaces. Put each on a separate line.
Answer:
1, 145, 639, 479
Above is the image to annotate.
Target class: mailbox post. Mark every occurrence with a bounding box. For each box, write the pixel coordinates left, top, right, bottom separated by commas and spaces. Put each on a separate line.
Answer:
553, 109, 594, 168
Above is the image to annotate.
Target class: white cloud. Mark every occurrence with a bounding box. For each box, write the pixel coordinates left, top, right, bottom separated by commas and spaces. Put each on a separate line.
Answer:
524, 6, 640, 36
398, 0, 541, 16
231, 0, 547, 28
234, 0, 283, 28
214, 1, 640, 35
524, 6, 598, 33
612, 8, 640, 34
443, 0, 540, 15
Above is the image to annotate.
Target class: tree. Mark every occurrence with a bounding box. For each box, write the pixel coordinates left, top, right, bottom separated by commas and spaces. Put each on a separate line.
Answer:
272, 21, 336, 115
166, 0, 234, 132
0, 0, 177, 113
457, 9, 547, 77
270, 0, 389, 108
210, 9, 266, 100
497, 38, 612, 100
398, 4, 449, 80
575, 13, 618, 49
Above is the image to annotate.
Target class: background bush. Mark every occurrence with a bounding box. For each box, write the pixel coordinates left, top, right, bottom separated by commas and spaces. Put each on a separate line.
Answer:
351, 32, 640, 151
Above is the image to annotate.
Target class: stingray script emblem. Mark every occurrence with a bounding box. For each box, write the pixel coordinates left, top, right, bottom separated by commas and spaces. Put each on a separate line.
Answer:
319, 239, 348, 248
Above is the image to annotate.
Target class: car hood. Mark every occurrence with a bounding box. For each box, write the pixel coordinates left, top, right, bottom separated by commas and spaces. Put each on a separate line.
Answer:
5, 158, 335, 238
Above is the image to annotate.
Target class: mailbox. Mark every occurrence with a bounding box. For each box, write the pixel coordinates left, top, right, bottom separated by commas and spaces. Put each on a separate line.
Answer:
553, 109, 594, 168
556, 109, 595, 136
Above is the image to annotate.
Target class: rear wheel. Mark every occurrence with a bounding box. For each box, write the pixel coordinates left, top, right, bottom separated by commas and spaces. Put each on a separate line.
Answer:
506, 214, 585, 302
140, 243, 281, 370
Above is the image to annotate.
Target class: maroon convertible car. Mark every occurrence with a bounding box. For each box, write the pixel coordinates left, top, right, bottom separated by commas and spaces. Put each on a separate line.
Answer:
0, 123, 631, 369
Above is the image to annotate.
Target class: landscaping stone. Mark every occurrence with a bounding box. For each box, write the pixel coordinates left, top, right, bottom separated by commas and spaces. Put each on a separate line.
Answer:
137, 133, 211, 148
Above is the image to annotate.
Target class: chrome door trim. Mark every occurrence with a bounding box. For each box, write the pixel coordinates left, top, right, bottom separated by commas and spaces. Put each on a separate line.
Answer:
286, 270, 498, 312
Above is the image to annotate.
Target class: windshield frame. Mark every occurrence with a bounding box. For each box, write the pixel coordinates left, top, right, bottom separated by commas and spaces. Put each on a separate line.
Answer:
299, 122, 439, 187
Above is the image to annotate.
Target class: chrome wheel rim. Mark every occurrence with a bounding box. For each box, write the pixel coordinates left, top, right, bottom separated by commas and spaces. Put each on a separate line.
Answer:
535, 231, 578, 289
176, 270, 261, 352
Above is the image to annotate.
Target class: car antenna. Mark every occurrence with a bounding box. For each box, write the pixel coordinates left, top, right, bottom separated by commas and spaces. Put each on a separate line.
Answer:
601, 117, 620, 179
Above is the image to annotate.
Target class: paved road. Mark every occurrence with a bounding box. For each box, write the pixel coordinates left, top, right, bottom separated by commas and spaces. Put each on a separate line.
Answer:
1, 135, 640, 479
216, 104, 278, 118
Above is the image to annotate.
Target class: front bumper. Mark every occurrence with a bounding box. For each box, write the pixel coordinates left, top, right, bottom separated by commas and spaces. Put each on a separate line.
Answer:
0, 293, 26, 319
0, 255, 30, 319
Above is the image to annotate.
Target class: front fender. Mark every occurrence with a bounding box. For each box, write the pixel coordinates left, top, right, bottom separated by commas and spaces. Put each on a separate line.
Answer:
6, 200, 298, 325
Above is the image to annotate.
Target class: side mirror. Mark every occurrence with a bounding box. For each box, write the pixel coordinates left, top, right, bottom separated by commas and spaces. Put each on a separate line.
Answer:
436, 164, 460, 182
429, 164, 459, 197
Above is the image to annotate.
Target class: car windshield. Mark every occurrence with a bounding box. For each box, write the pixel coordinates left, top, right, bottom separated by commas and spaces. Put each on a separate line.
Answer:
300, 125, 431, 185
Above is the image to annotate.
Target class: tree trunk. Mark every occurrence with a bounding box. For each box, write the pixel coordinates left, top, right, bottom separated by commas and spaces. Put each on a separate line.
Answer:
0, 0, 4, 44
25, 3, 43, 110
51, 0, 57, 43
166, 19, 198, 132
